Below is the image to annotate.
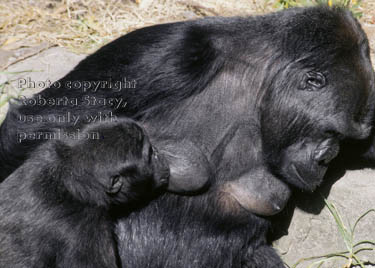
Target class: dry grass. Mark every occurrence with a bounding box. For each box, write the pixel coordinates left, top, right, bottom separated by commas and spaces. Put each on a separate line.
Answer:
0, 0, 374, 57
0, 0, 262, 55
361, 0, 375, 24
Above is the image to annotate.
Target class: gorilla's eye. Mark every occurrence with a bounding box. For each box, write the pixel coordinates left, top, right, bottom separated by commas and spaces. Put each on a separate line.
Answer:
148, 145, 154, 163
300, 71, 326, 91
107, 174, 123, 194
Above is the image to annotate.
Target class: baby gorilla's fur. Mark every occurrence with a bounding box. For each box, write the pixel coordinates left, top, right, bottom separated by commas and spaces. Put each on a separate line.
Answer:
0, 119, 169, 268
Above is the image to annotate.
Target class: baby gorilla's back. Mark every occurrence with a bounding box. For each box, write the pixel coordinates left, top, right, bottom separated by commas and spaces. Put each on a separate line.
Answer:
0, 119, 169, 268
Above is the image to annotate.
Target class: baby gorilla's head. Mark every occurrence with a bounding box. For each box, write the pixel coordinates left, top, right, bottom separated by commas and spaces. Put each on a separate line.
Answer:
58, 119, 170, 207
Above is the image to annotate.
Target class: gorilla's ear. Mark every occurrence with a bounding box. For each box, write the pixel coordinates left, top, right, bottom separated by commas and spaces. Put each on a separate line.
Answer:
53, 140, 72, 160
107, 174, 124, 194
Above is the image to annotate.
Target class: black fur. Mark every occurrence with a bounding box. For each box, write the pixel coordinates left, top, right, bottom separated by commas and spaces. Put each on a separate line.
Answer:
0, 119, 169, 268
0, 5, 374, 268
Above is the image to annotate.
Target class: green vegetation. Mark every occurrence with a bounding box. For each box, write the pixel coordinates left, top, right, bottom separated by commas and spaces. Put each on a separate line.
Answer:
286, 199, 375, 268
274, 0, 363, 18
0, 70, 33, 124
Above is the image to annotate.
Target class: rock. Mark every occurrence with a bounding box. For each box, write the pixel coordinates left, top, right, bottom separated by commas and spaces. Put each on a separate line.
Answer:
0, 49, 14, 70
275, 169, 375, 268
363, 24, 375, 67
5, 46, 86, 97
0, 47, 86, 121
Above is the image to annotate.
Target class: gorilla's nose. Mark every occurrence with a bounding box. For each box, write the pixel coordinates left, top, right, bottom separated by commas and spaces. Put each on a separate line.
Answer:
314, 138, 340, 165
347, 122, 372, 140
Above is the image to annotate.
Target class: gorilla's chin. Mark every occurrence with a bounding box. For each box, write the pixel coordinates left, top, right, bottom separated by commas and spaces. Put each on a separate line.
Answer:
280, 138, 340, 191
289, 163, 327, 191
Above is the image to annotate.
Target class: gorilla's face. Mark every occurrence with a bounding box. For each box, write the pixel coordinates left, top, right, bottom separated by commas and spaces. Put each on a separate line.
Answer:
278, 137, 340, 190
261, 28, 375, 191
105, 125, 170, 204
71, 121, 170, 204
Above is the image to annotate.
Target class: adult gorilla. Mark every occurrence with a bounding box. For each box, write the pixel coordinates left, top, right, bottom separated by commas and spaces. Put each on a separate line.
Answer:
0, 5, 374, 268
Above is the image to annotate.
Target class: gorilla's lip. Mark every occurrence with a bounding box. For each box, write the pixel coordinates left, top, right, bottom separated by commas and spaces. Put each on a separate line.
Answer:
291, 164, 315, 190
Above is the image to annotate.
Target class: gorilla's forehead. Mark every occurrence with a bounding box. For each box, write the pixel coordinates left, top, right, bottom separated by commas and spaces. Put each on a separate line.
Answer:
261, 7, 368, 61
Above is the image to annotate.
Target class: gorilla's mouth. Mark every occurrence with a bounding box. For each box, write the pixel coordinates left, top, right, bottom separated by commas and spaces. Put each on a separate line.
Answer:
284, 138, 340, 191
290, 164, 311, 188
289, 163, 327, 191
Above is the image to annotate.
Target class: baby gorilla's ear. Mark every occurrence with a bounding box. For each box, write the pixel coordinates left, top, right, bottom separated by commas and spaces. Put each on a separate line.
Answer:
54, 140, 72, 160
107, 174, 124, 194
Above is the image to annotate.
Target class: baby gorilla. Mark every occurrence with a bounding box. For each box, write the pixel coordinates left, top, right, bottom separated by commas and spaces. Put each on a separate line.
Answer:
0, 119, 169, 268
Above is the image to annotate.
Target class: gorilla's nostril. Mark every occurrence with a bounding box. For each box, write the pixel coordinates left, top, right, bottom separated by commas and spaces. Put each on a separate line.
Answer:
314, 139, 340, 165
155, 175, 169, 189
315, 148, 334, 165
160, 177, 168, 184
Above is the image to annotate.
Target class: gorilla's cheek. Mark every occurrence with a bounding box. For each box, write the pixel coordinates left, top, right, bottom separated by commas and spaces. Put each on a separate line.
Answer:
279, 138, 340, 191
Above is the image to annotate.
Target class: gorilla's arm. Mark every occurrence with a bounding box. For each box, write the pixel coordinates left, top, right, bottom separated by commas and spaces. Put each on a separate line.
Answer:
242, 245, 286, 268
